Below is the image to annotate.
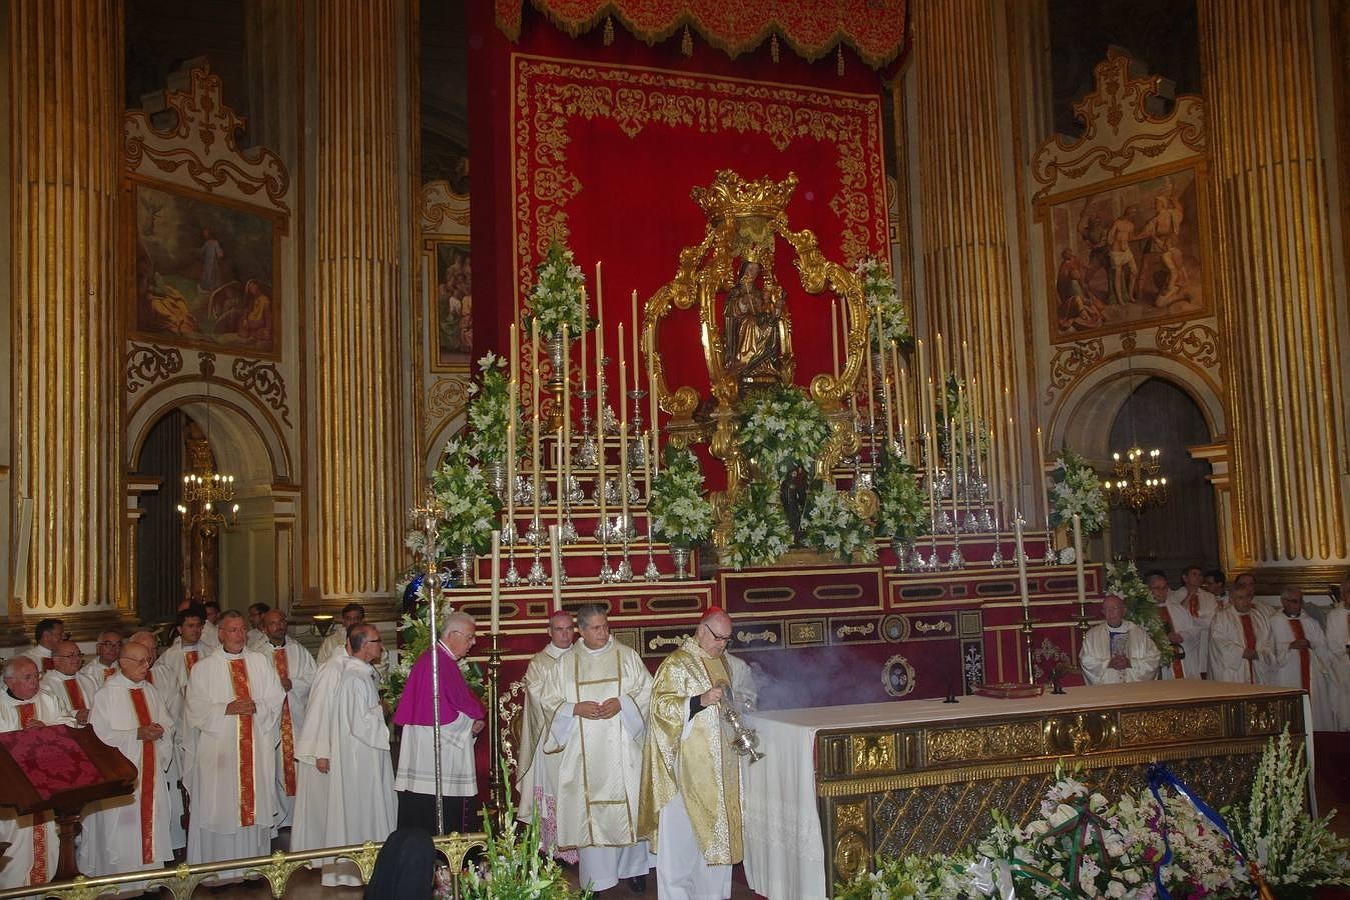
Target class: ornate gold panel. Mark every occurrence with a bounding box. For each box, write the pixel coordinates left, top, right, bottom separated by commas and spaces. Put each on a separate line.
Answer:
850, 733, 897, 775
833, 831, 869, 885
835, 801, 868, 835
925, 721, 1043, 765
1044, 712, 1119, 755
1119, 705, 1224, 747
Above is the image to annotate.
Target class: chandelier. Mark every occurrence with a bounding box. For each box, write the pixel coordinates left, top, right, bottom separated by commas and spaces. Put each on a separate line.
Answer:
176, 398, 239, 536
1104, 447, 1168, 514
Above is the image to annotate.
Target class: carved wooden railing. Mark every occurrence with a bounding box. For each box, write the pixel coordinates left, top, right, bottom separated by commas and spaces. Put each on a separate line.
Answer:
0, 832, 486, 900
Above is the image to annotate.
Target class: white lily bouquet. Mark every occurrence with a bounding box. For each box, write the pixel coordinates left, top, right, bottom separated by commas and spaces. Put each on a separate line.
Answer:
801, 484, 876, 563
432, 439, 500, 556
464, 352, 513, 464
1050, 449, 1108, 535
854, 256, 911, 349
523, 240, 587, 339
725, 480, 792, 571
736, 384, 831, 479
648, 446, 714, 548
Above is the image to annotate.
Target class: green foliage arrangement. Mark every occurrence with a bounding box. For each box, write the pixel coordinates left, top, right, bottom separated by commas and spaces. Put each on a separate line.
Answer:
1050, 449, 1109, 535
875, 445, 928, 542
725, 480, 792, 571
432, 439, 501, 556
801, 484, 877, 564
1106, 561, 1175, 665
735, 384, 831, 480
648, 446, 715, 548
522, 241, 588, 339
854, 256, 912, 349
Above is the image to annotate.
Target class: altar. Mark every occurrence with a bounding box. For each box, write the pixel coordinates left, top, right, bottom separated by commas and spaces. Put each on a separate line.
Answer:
741, 681, 1309, 899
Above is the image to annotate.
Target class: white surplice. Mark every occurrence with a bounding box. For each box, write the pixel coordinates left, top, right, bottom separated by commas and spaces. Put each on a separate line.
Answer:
77, 658, 120, 703
1208, 606, 1274, 685
183, 648, 284, 872
1267, 613, 1338, 731
259, 637, 317, 833
293, 655, 395, 885
154, 638, 212, 850
1154, 601, 1203, 679
1169, 587, 1218, 674
541, 638, 654, 893
515, 643, 570, 844
81, 673, 176, 877
0, 692, 61, 889
38, 670, 91, 728
1325, 606, 1350, 730
316, 627, 349, 666
1079, 622, 1160, 684
291, 651, 346, 854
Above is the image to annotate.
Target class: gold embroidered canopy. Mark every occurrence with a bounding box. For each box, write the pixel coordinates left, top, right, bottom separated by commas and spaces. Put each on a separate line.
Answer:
495, 0, 909, 70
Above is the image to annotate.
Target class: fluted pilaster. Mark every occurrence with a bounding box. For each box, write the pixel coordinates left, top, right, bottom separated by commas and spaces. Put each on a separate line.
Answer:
8, 0, 122, 612
911, 0, 1027, 517
1200, 0, 1347, 568
311, 0, 407, 599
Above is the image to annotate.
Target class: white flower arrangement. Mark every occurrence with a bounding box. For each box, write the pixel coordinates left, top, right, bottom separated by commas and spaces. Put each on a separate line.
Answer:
736, 384, 831, 479
431, 439, 501, 556
801, 484, 877, 564
725, 480, 792, 570
854, 256, 911, 349
1227, 727, 1350, 887
522, 241, 588, 339
875, 445, 928, 542
1049, 449, 1108, 536
648, 446, 714, 548
464, 352, 515, 464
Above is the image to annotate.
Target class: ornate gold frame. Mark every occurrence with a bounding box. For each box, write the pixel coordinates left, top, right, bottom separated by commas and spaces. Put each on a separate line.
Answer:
643, 171, 868, 545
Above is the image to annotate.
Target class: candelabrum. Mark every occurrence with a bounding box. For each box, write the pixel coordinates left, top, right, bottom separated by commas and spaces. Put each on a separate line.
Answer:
575, 390, 598, 468
909, 543, 927, 572
597, 529, 615, 583
561, 476, 581, 544
524, 516, 543, 548
527, 537, 547, 585
502, 514, 521, 586
628, 391, 647, 467
1041, 515, 1058, 566
484, 631, 506, 824
643, 523, 661, 581
616, 535, 634, 582
989, 532, 1005, 568
946, 531, 965, 570
1020, 616, 1037, 687
625, 472, 642, 504
924, 534, 941, 571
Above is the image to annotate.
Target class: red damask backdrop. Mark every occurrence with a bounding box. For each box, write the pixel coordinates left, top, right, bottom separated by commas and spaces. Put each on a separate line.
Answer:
468, 4, 895, 434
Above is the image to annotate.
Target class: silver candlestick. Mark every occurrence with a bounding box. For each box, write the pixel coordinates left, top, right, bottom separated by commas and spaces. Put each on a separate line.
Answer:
643, 523, 661, 581
990, 534, 1005, 568
628, 390, 647, 467
576, 390, 597, 467
527, 543, 547, 585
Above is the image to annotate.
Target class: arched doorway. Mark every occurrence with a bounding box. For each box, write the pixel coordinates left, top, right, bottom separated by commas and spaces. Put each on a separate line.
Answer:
1105, 377, 1218, 572
131, 398, 278, 621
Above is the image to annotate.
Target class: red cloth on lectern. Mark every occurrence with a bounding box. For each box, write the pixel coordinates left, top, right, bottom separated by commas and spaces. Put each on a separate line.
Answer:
0, 724, 103, 800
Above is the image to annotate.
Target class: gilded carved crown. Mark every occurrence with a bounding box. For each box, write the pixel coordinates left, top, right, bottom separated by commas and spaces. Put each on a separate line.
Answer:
692, 170, 798, 224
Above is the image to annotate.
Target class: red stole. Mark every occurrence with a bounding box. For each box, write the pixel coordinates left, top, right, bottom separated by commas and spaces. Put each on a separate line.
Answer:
1157, 605, 1186, 678
128, 687, 157, 865
184, 649, 200, 673
62, 678, 87, 712
17, 702, 45, 884
227, 658, 257, 827
1186, 590, 1200, 617
102, 666, 116, 681
1239, 613, 1258, 683
272, 647, 297, 796
1288, 618, 1311, 691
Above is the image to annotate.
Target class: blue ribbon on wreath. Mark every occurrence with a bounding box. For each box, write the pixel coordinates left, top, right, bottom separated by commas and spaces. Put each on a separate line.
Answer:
1146, 764, 1262, 900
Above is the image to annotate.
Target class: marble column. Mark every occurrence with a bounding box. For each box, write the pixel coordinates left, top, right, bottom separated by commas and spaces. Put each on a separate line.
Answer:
8, 0, 123, 614
1200, 0, 1348, 574
910, 0, 1029, 520
308, 0, 409, 601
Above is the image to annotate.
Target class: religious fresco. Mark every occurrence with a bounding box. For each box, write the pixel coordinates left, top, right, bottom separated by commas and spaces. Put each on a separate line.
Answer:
1041, 162, 1211, 343
130, 180, 281, 357
433, 239, 473, 365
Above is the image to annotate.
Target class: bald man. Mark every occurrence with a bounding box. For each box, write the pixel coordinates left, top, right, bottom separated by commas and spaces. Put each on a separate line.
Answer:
1079, 595, 1160, 684
0, 657, 61, 888
78, 630, 124, 699
38, 640, 92, 726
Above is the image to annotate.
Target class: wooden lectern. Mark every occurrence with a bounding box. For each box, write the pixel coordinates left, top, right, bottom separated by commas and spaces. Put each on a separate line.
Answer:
0, 724, 136, 880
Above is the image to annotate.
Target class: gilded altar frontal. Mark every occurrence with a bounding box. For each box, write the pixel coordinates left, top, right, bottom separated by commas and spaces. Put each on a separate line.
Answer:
1, 0, 1349, 897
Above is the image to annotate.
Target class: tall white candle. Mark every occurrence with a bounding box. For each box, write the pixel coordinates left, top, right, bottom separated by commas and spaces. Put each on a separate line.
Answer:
489, 529, 501, 633
531, 320, 541, 525
1072, 513, 1085, 608
1014, 513, 1030, 615
580, 287, 588, 396
549, 524, 563, 613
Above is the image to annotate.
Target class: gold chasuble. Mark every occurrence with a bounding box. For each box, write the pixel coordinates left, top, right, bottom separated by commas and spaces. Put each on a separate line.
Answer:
639, 637, 743, 865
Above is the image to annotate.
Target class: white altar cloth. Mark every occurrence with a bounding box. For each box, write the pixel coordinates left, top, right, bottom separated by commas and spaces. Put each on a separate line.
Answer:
742, 681, 1304, 900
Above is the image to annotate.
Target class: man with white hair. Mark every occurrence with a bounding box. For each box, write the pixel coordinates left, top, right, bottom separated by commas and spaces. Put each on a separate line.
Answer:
1079, 595, 1161, 684
1266, 587, 1338, 730
0, 657, 60, 889
515, 610, 577, 862
542, 603, 654, 894
392, 610, 486, 833
38, 640, 91, 727
1208, 581, 1274, 684
183, 610, 285, 877
78, 630, 124, 698
80, 639, 176, 878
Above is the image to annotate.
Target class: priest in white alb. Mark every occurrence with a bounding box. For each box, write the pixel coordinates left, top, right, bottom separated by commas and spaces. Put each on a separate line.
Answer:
541, 604, 654, 894
0, 657, 60, 889
1207, 582, 1273, 684
640, 608, 746, 900
38, 640, 92, 727
514, 610, 578, 863
1169, 565, 1219, 677
1148, 572, 1201, 679
258, 608, 317, 833
293, 624, 396, 886
392, 611, 486, 833
80, 639, 176, 878
78, 630, 124, 699
317, 603, 367, 667
1079, 595, 1161, 684
1327, 577, 1350, 730
1266, 587, 1338, 731
183, 610, 285, 877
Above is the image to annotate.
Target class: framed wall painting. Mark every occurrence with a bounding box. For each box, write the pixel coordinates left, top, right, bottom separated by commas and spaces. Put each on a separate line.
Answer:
1039, 159, 1212, 344
428, 237, 473, 370
128, 177, 284, 358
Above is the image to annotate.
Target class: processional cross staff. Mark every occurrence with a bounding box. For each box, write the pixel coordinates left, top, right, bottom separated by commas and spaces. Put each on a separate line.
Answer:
409, 487, 448, 835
